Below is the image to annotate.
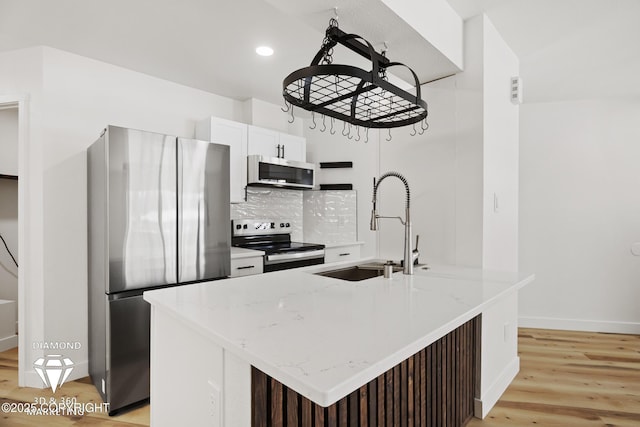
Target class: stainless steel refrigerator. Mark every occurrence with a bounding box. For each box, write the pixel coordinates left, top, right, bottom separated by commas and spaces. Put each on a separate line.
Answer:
87, 125, 230, 414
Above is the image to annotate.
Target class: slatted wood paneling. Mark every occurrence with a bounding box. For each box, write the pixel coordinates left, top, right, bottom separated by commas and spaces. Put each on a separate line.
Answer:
252, 316, 480, 427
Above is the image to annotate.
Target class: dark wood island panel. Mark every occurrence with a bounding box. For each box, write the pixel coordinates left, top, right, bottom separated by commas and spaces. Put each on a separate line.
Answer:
252, 316, 480, 427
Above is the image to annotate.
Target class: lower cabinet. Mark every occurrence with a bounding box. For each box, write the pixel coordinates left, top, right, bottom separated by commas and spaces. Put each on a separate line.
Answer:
230, 256, 264, 278
476, 288, 519, 418
324, 244, 362, 264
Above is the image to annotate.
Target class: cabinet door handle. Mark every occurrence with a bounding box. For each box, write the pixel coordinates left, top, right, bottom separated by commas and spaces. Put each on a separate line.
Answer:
237, 265, 255, 270
339, 253, 351, 257
281, 144, 285, 158
276, 144, 281, 158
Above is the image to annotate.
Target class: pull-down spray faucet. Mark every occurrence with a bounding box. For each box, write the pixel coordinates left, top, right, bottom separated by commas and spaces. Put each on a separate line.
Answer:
370, 172, 418, 275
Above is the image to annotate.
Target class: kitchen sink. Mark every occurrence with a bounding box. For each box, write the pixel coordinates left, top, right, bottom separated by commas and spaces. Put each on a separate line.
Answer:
315, 262, 403, 282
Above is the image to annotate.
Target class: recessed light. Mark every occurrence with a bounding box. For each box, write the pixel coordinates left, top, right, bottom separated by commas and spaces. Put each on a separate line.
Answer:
256, 46, 274, 57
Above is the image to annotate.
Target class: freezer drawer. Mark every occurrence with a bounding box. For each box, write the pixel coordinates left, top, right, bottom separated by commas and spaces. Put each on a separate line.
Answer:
107, 294, 150, 413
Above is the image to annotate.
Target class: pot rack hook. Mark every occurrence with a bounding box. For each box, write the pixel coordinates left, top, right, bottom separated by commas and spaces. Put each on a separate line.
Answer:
347, 123, 354, 140
364, 127, 369, 143
355, 126, 361, 142
287, 105, 295, 124
281, 99, 290, 113
330, 117, 336, 135
386, 128, 392, 142
342, 121, 349, 137
309, 112, 317, 130
320, 114, 327, 132
418, 118, 428, 135
410, 122, 417, 137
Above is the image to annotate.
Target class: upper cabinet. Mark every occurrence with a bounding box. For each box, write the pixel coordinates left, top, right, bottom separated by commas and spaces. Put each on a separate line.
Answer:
197, 118, 308, 203
247, 125, 306, 162
196, 117, 247, 203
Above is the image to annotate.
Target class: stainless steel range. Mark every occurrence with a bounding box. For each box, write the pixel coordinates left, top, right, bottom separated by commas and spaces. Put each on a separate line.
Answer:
232, 219, 325, 271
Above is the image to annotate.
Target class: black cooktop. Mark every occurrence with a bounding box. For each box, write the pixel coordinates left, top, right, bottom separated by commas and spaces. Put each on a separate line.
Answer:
232, 233, 324, 255
240, 241, 325, 255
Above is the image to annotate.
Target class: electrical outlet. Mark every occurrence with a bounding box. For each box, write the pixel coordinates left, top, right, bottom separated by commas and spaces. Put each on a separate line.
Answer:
208, 380, 221, 427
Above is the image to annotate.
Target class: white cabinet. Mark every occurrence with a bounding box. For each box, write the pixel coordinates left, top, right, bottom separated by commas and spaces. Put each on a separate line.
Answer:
278, 133, 305, 162
196, 117, 307, 202
230, 256, 263, 278
196, 117, 247, 203
324, 244, 362, 264
477, 288, 519, 418
248, 125, 306, 162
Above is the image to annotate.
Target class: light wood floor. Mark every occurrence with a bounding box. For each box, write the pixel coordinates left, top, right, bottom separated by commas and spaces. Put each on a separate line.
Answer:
0, 328, 638, 426
467, 328, 640, 427
0, 347, 149, 426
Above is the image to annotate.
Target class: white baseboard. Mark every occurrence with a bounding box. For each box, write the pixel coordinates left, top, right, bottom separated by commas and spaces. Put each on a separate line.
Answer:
0, 334, 18, 352
23, 359, 89, 389
519, 316, 640, 334
474, 356, 519, 419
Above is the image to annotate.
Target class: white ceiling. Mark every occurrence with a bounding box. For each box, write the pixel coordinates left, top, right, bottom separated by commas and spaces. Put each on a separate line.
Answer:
1, 0, 638, 104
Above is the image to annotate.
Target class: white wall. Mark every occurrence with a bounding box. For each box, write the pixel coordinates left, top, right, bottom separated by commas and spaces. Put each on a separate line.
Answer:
454, 16, 484, 267
304, 79, 459, 265
519, 98, 640, 333
0, 46, 246, 385
377, 78, 457, 265
242, 98, 303, 136
380, 0, 463, 69
481, 16, 519, 272
304, 123, 380, 258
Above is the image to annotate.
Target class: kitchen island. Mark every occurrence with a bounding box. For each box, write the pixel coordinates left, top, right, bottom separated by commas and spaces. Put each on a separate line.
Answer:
143, 260, 533, 426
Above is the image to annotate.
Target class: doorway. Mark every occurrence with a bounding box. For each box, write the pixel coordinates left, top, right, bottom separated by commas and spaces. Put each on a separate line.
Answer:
0, 103, 18, 353
0, 94, 27, 385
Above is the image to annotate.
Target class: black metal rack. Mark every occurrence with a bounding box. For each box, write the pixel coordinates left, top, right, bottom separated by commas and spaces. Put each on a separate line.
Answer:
283, 20, 428, 129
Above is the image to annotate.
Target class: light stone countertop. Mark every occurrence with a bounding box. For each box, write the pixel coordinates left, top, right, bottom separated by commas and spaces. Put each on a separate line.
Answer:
144, 259, 534, 406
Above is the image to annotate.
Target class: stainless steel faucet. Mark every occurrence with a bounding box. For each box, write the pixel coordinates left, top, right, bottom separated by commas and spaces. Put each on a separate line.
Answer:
370, 172, 419, 275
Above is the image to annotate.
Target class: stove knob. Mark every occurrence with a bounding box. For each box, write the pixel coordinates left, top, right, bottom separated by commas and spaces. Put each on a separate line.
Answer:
280, 223, 284, 228
243, 224, 248, 229
285, 223, 290, 228
271, 222, 275, 228
235, 224, 241, 230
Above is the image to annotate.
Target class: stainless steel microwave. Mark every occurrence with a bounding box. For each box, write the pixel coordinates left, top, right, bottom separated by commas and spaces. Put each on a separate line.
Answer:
247, 155, 315, 189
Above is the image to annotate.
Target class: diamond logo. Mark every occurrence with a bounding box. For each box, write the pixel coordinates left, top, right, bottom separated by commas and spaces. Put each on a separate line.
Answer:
33, 355, 74, 393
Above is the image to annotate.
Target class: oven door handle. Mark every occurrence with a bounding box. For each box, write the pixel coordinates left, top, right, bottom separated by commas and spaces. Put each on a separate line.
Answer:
264, 249, 325, 265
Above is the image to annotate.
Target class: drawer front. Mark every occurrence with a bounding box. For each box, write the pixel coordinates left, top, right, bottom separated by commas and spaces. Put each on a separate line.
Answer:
230, 257, 264, 277
324, 245, 361, 264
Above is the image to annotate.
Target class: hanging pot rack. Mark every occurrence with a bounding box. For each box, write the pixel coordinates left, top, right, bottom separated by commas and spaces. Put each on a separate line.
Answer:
282, 19, 428, 129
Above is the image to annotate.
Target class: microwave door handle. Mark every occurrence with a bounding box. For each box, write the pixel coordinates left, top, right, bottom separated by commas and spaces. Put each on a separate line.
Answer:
281, 145, 285, 159
277, 144, 281, 158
